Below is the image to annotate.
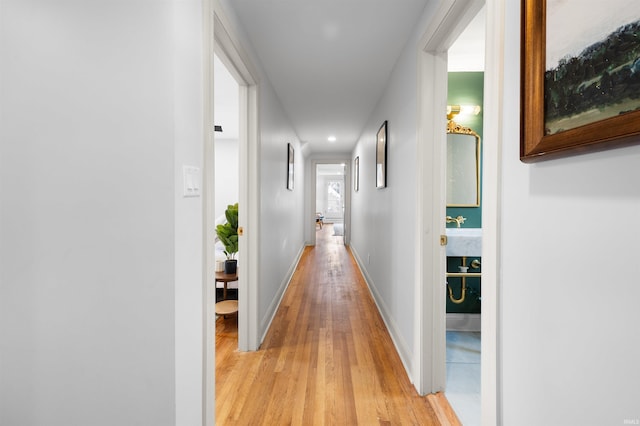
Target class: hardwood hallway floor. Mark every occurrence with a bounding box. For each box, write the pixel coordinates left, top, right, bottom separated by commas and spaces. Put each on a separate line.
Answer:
215, 224, 459, 425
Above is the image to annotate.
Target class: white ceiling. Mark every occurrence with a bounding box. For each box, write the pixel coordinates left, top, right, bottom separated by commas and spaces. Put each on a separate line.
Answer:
220, 1, 485, 154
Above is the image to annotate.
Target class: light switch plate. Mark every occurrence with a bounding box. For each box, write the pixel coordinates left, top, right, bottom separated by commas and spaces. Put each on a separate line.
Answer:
183, 165, 201, 197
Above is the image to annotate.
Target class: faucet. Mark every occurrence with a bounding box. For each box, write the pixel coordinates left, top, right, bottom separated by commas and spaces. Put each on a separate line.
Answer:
446, 215, 466, 228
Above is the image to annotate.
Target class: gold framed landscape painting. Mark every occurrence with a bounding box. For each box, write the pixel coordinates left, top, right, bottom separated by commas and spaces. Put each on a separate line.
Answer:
521, 0, 640, 161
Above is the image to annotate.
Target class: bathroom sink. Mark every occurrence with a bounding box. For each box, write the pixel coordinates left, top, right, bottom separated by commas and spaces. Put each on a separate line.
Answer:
445, 228, 482, 257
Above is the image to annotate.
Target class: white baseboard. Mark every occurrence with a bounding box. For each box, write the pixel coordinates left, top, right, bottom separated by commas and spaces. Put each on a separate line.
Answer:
350, 246, 413, 378
446, 313, 481, 331
260, 244, 306, 344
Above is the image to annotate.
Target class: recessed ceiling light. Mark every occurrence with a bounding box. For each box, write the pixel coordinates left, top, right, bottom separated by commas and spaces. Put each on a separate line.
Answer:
328, 136, 337, 142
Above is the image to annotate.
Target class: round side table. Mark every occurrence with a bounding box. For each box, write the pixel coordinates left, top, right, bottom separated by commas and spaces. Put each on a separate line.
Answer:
215, 269, 238, 316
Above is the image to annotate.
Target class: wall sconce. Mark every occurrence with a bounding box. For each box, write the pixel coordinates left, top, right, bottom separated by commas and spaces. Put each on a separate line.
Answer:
447, 104, 481, 120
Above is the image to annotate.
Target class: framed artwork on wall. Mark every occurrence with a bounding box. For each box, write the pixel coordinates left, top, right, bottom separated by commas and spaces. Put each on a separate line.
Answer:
376, 121, 387, 188
354, 156, 359, 191
521, 0, 640, 162
287, 143, 294, 190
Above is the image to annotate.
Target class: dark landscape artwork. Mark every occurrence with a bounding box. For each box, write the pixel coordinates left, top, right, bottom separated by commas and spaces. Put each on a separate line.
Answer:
545, 1, 640, 134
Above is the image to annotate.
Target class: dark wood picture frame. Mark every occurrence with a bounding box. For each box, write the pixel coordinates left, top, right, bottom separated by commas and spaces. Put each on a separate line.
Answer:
354, 156, 359, 192
376, 121, 387, 188
521, 0, 640, 162
287, 143, 294, 190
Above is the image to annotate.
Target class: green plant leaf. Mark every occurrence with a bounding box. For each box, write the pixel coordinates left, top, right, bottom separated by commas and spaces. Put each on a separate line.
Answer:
216, 203, 239, 259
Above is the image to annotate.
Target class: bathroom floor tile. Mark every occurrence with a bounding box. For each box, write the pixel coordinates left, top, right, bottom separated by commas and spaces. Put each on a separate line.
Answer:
446, 362, 480, 393
446, 331, 481, 363
446, 331, 481, 426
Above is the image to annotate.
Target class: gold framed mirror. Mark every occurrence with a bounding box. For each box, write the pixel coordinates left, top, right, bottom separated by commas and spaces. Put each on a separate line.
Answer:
446, 120, 481, 207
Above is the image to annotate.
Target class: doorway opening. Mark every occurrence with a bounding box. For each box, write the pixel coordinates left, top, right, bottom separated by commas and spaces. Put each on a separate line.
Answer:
444, 6, 485, 425
310, 159, 351, 247
213, 53, 240, 347
315, 163, 347, 245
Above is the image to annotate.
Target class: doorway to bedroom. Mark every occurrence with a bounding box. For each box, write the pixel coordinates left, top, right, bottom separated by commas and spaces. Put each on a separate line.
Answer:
213, 52, 240, 348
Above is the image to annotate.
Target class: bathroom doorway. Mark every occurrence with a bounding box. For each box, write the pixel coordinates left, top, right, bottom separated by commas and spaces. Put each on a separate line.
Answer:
444, 6, 485, 425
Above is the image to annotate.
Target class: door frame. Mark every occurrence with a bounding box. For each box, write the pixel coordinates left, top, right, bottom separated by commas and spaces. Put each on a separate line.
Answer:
415, 0, 502, 423
310, 159, 351, 246
204, 1, 261, 424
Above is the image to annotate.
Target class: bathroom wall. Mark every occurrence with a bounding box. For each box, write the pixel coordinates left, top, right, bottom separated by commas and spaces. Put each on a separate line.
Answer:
446, 72, 483, 314
446, 72, 483, 228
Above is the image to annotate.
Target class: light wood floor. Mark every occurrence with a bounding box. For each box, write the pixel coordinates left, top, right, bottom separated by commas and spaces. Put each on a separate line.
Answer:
215, 224, 460, 425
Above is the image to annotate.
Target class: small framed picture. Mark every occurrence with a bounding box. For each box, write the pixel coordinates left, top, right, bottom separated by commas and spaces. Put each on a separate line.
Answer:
287, 143, 294, 190
354, 156, 360, 192
376, 121, 387, 188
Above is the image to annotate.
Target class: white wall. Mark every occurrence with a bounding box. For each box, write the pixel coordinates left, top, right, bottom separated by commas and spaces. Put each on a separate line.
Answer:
1, 1, 206, 425
0, 1, 189, 425
256, 78, 306, 334
499, 1, 640, 424
215, 138, 239, 221
173, 1, 206, 424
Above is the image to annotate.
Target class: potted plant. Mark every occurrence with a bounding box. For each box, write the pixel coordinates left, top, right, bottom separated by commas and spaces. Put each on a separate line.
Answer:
216, 203, 239, 274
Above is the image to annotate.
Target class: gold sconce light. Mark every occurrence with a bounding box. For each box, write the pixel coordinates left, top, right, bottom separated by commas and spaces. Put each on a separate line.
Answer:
446, 104, 481, 120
